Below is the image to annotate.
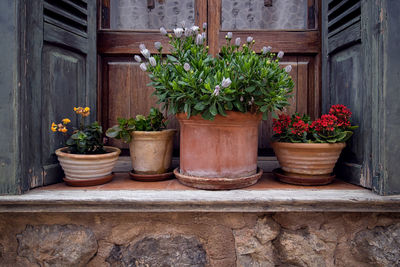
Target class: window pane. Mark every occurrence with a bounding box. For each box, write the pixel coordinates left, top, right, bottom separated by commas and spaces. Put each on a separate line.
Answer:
110, 0, 195, 30
221, 0, 308, 30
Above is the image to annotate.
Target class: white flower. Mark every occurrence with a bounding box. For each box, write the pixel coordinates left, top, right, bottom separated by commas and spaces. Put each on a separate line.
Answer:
139, 63, 147, 71
284, 65, 292, 73
202, 22, 207, 30
134, 55, 141, 63
184, 27, 193, 37
183, 63, 191, 71
139, 43, 146, 50
235, 37, 241, 46
213, 85, 220, 96
160, 27, 167, 36
202, 32, 207, 40
247, 36, 253, 43
277, 51, 284, 58
191, 25, 200, 33
154, 41, 162, 50
262, 46, 271, 55
240, 96, 244, 102
226, 32, 233, 39
140, 48, 150, 58
174, 28, 184, 38
248, 97, 254, 105
196, 34, 203, 45
149, 57, 156, 67
221, 77, 232, 88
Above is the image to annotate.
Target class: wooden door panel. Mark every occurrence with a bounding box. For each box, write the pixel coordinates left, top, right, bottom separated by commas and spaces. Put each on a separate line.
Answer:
41, 44, 86, 185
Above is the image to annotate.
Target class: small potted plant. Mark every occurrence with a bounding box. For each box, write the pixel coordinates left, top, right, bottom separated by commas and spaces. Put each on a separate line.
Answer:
137, 23, 294, 189
270, 104, 358, 185
52, 107, 121, 186
106, 107, 176, 181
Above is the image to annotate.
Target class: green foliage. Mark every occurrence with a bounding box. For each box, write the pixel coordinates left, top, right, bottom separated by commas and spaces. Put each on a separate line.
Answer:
141, 27, 294, 120
66, 121, 105, 154
106, 107, 167, 143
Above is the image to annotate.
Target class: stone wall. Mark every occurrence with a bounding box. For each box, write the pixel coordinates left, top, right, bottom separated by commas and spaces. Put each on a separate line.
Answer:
0, 212, 399, 266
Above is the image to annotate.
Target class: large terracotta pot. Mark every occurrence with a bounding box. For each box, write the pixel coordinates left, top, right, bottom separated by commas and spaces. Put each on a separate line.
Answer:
271, 142, 346, 175
129, 129, 176, 175
56, 146, 121, 186
176, 111, 263, 189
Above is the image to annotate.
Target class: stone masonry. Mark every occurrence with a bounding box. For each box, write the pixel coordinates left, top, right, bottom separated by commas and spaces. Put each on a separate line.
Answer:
0, 212, 399, 266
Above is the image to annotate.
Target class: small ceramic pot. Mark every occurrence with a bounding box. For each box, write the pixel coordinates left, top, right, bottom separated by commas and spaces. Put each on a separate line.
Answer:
55, 146, 121, 185
271, 142, 346, 175
129, 129, 176, 174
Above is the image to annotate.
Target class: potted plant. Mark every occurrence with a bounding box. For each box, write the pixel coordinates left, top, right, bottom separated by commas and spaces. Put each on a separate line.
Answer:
106, 107, 176, 181
52, 107, 121, 186
270, 104, 358, 185
137, 23, 294, 189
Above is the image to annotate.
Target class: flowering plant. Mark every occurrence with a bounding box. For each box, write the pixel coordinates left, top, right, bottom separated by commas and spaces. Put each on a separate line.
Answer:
272, 104, 358, 143
137, 22, 294, 120
105, 107, 167, 143
51, 107, 105, 154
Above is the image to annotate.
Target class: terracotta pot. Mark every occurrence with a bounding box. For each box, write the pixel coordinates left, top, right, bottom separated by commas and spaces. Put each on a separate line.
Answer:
177, 111, 262, 181
129, 129, 176, 174
55, 146, 121, 185
271, 142, 346, 175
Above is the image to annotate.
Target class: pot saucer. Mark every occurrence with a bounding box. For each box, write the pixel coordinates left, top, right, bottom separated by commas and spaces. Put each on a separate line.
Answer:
129, 170, 174, 182
272, 168, 335, 186
63, 173, 114, 186
174, 167, 263, 190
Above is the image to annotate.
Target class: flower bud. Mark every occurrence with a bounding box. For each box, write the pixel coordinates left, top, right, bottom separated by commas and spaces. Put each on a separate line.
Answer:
226, 32, 233, 39
196, 34, 203, 45
202, 22, 207, 30
173, 28, 184, 38
154, 41, 162, 51
262, 46, 272, 55
184, 27, 193, 37
277, 51, 284, 58
191, 25, 200, 33
160, 27, 167, 36
284, 65, 292, 73
221, 77, 232, 88
139, 43, 146, 50
246, 36, 253, 43
149, 57, 156, 67
235, 37, 241, 46
213, 85, 220, 96
202, 32, 207, 40
139, 63, 147, 71
134, 55, 141, 63
140, 48, 150, 59
183, 63, 191, 71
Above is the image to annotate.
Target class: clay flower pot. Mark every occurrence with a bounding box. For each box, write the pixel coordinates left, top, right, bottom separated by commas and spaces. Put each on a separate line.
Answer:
56, 146, 121, 186
271, 142, 346, 185
175, 111, 263, 190
129, 129, 176, 175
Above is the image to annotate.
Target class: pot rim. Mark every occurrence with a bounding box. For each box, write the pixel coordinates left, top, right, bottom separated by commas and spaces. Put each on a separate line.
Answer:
271, 141, 346, 149
176, 111, 262, 124
130, 129, 177, 136
55, 146, 121, 159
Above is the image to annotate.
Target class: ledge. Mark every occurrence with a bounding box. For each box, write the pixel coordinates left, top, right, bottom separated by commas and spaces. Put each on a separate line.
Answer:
1, 173, 400, 213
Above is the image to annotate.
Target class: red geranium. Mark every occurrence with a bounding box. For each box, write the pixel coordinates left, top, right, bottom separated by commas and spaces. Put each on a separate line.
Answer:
311, 114, 338, 133
329, 104, 352, 128
273, 114, 291, 134
290, 116, 309, 136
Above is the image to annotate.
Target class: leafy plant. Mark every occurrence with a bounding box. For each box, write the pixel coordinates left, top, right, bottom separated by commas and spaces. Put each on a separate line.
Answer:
137, 23, 294, 120
105, 107, 167, 143
51, 107, 106, 154
272, 104, 358, 143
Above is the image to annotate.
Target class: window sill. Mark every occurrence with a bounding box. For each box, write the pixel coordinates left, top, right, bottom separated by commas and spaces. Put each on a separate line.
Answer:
1, 173, 400, 213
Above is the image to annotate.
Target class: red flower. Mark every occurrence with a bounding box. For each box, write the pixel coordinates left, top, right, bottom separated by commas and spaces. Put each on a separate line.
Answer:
290, 116, 309, 136
329, 104, 352, 128
311, 114, 338, 133
273, 114, 291, 135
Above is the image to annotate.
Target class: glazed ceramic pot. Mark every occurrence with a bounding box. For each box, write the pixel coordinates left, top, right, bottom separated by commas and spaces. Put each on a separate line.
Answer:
271, 142, 346, 175
175, 111, 263, 189
55, 146, 121, 186
129, 129, 176, 175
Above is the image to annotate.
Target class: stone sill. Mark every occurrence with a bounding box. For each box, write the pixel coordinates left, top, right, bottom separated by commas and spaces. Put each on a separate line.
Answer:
1, 173, 400, 213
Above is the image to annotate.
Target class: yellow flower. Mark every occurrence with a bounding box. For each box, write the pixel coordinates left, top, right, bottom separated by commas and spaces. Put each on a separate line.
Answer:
74, 107, 78, 111
84, 107, 90, 112
61, 128, 68, 133
62, 118, 71, 124
51, 122, 57, 132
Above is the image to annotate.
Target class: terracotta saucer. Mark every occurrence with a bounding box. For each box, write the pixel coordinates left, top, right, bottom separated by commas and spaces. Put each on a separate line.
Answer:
63, 173, 114, 187
272, 168, 335, 186
129, 170, 174, 182
174, 168, 263, 190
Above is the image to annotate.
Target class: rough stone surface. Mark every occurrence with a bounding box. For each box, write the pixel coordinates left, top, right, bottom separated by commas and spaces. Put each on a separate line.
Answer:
352, 223, 400, 266
0, 212, 399, 266
106, 235, 207, 267
16, 224, 98, 267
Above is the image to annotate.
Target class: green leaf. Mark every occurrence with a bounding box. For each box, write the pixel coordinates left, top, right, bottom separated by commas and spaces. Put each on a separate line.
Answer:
217, 102, 227, 116
194, 102, 205, 111
209, 102, 218, 116
245, 86, 256, 93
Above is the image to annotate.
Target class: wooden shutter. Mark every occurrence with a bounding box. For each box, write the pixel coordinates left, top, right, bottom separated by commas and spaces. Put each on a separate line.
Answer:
20, 0, 97, 190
